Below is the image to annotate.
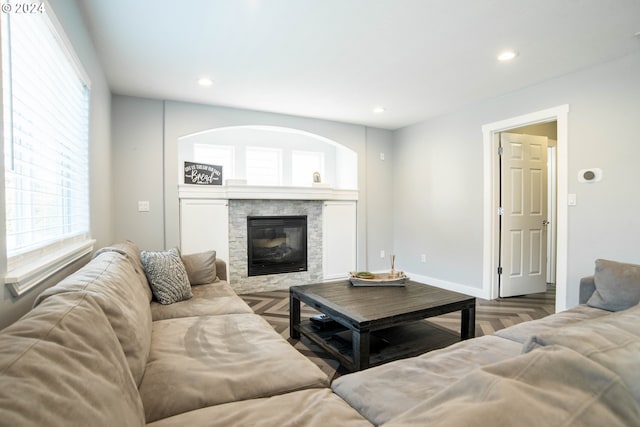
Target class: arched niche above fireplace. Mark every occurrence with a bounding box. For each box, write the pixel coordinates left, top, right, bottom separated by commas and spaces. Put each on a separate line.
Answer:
178, 126, 359, 293
178, 125, 358, 190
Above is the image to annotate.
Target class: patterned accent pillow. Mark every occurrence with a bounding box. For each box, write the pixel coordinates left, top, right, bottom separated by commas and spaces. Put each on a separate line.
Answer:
141, 248, 192, 305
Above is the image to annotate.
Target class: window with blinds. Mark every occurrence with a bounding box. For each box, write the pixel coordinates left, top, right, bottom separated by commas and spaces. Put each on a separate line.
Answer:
1, 3, 92, 294
246, 147, 282, 186
193, 143, 235, 179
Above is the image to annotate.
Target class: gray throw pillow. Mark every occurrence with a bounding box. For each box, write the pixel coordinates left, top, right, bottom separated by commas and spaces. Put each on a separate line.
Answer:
181, 250, 218, 285
141, 248, 192, 304
587, 259, 640, 312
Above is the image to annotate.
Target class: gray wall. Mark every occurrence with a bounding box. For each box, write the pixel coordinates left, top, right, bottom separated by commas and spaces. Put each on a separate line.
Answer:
111, 97, 165, 249
0, 0, 112, 329
111, 96, 394, 274
364, 127, 394, 272
392, 51, 640, 308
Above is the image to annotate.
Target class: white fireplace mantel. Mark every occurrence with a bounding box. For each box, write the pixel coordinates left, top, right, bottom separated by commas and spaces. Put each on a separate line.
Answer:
178, 184, 359, 201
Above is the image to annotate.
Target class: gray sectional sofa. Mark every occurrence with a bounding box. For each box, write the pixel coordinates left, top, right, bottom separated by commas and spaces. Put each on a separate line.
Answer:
333, 266, 640, 426
0, 241, 368, 427
0, 242, 638, 426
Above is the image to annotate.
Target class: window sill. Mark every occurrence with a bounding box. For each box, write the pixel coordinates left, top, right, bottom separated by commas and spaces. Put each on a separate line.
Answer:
5, 240, 96, 297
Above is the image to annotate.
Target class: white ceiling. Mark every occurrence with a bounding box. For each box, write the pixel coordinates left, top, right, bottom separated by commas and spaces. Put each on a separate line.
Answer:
78, 0, 640, 130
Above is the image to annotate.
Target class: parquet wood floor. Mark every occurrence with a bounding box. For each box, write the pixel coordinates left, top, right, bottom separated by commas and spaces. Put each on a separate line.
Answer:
240, 284, 556, 380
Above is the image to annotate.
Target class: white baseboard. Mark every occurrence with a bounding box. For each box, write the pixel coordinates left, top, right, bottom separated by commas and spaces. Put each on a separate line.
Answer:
326, 270, 491, 300
405, 272, 490, 299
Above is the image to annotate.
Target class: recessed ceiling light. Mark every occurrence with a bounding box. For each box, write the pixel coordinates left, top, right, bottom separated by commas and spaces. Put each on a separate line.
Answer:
497, 50, 518, 61
373, 107, 385, 114
198, 77, 213, 87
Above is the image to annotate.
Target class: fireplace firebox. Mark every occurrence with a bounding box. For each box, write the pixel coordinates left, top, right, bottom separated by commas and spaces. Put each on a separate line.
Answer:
247, 215, 307, 276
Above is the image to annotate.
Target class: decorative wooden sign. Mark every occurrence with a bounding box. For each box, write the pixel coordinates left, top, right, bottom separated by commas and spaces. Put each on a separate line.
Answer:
184, 162, 222, 185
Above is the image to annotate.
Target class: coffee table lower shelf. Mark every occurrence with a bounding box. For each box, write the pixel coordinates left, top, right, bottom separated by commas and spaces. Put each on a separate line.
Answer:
295, 319, 460, 371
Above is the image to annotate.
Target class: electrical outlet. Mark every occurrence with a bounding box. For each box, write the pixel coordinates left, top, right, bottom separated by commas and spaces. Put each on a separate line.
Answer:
421, 254, 426, 263
380, 250, 385, 258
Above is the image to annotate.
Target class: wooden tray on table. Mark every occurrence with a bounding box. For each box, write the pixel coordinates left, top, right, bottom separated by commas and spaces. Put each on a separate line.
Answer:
348, 272, 409, 287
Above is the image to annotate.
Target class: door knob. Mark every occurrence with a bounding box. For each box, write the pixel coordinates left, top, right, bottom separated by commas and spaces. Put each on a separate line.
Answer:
542, 220, 550, 226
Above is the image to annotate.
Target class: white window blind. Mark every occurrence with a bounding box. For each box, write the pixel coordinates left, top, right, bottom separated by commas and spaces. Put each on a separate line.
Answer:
193, 144, 235, 179
246, 147, 282, 186
2, 3, 92, 295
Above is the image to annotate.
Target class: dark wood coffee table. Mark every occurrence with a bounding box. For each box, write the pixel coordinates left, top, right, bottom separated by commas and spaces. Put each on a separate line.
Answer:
290, 280, 475, 371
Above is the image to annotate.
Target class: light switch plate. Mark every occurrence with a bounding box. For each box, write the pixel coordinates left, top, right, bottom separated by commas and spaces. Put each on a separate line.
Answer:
138, 201, 150, 212
568, 194, 577, 206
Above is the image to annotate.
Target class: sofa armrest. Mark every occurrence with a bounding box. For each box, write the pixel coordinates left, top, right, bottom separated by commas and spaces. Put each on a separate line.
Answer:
579, 275, 596, 304
215, 259, 227, 281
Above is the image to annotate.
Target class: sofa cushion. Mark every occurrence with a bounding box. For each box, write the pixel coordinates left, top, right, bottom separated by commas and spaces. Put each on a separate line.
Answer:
146, 389, 372, 427
93, 240, 152, 301
139, 313, 328, 422
0, 292, 145, 427
494, 303, 609, 343
150, 280, 253, 321
587, 259, 640, 311
141, 247, 192, 304
383, 346, 640, 427
332, 335, 521, 426
35, 250, 152, 387
181, 250, 218, 285
524, 304, 640, 403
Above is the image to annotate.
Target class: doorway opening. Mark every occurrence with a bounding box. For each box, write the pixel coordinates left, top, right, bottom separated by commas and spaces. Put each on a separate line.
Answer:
482, 105, 569, 313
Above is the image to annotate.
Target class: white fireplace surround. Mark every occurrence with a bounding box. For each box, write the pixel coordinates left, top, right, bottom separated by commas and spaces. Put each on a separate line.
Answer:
178, 184, 358, 294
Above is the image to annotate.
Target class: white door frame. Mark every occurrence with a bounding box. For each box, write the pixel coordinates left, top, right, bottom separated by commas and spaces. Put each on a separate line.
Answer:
482, 105, 569, 312
547, 145, 557, 284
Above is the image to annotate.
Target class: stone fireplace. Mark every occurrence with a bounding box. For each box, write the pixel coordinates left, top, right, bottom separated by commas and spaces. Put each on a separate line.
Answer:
247, 215, 307, 276
229, 199, 323, 294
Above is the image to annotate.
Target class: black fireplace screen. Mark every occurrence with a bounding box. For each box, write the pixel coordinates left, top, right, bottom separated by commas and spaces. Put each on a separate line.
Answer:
247, 215, 307, 276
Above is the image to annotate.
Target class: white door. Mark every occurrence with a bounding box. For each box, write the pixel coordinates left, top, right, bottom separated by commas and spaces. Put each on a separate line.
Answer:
499, 133, 548, 297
